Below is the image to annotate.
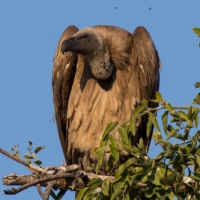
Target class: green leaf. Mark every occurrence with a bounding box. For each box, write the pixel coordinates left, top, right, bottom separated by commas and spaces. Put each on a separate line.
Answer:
118, 127, 129, 145
141, 160, 152, 169
34, 145, 45, 154
145, 188, 154, 198
181, 143, 193, 154
192, 107, 199, 119
153, 132, 162, 144
166, 103, 174, 114
178, 111, 189, 121
129, 114, 136, 136
193, 93, 200, 105
133, 106, 146, 115
101, 122, 119, 146
158, 139, 170, 150
115, 163, 127, 178
28, 141, 33, 147
87, 178, 102, 187
162, 111, 169, 135
193, 28, 200, 36
164, 151, 173, 159
156, 91, 162, 101
76, 187, 90, 200
167, 124, 174, 132
109, 144, 120, 161
140, 175, 148, 183
32, 152, 37, 160
193, 98, 200, 105
196, 156, 200, 167
106, 155, 115, 171
111, 182, 124, 200
141, 99, 148, 107
194, 110, 199, 128
148, 173, 161, 185
157, 165, 173, 178
187, 106, 193, 120
109, 135, 119, 149
149, 113, 161, 133
23, 155, 34, 159
97, 148, 105, 166
138, 138, 144, 149
181, 129, 189, 140
102, 122, 119, 140
194, 82, 200, 88
195, 147, 200, 157
191, 107, 199, 122
155, 152, 164, 161
150, 99, 160, 103
135, 167, 145, 174
166, 190, 174, 200
146, 117, 153, 138
126, 157, 138, 167
167, 169, 177, 185
166, 129, 179, 140
101, 179, 111, 197
93, 147, 100, 154
34, 160, 42, 166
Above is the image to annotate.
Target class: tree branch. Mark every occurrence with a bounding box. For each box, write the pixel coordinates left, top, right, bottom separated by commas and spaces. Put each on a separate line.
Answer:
1, 147, 114, 198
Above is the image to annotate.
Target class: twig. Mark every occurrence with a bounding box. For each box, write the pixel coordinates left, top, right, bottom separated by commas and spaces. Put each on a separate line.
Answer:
37, 184, 45, 199
3, 172, 74, 195
44, 181, 56, 200
0, 148, 29, 167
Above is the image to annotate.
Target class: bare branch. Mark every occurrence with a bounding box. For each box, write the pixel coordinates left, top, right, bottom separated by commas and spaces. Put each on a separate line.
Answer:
1, 147, 115, 198
0, 148, 29, 167
44, 181, 56, 200
3, 172, 74, 195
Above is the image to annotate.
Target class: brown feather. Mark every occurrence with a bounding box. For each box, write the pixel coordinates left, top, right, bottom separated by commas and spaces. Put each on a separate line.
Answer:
52, 25, 160, 172
93, 26, 132, 70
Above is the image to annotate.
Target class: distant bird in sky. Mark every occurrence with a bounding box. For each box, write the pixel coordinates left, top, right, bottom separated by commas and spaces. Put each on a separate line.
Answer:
52, 25, 160, 173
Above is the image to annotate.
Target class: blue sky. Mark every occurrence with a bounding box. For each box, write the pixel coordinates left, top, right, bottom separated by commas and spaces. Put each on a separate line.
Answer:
0, 1, 200, 199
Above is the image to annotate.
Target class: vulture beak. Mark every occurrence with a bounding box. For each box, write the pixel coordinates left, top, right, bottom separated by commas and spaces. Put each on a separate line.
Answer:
61, 37, 76, 54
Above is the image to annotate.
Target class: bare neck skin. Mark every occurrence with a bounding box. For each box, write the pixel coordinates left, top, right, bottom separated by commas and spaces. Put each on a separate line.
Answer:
87, 40, 113, 80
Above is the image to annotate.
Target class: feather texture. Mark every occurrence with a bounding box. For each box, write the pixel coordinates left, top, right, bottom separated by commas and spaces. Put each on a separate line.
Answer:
52, 25, 160, 171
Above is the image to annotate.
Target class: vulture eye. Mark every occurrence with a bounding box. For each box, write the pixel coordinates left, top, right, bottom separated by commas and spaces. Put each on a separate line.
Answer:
81, 35, 88, 40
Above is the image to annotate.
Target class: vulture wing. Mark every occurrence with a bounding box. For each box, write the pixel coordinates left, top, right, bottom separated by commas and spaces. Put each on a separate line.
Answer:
130, 26, 160, 146
52, 26, 79, 160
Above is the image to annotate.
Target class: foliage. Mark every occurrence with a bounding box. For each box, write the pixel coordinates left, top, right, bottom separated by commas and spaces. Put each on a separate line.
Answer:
11, 141, 45, 168
24, 141, 45, 166
192, 28, 200, 47
77, 83, 200, 200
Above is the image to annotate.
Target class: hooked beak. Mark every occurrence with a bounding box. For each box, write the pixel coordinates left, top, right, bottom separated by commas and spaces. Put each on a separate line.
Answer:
61, 37, 76, 54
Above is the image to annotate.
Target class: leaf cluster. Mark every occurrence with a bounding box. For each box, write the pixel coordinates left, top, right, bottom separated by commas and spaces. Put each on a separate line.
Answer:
78, 83, 200, 200
11, 141, 45, 170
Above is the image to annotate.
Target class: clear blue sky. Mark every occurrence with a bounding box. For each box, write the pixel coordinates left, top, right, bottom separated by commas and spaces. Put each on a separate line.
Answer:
0, 1, 200, 199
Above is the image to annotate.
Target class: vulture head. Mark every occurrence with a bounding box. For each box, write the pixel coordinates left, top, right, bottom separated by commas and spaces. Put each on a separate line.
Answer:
61, 27, 113, 80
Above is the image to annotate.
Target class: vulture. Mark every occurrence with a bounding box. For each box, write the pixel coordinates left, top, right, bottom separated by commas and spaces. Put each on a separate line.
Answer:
52, 25, 160, 173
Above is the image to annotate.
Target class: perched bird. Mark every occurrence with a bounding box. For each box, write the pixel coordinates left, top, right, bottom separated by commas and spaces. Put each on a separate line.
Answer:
52, 25, 160, 172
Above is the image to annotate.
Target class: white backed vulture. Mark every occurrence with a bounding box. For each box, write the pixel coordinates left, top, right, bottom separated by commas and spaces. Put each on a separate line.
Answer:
52, 25, 160, 172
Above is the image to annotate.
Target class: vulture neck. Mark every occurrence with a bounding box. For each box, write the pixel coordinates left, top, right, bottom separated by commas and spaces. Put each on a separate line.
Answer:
87, 40, 113, 80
